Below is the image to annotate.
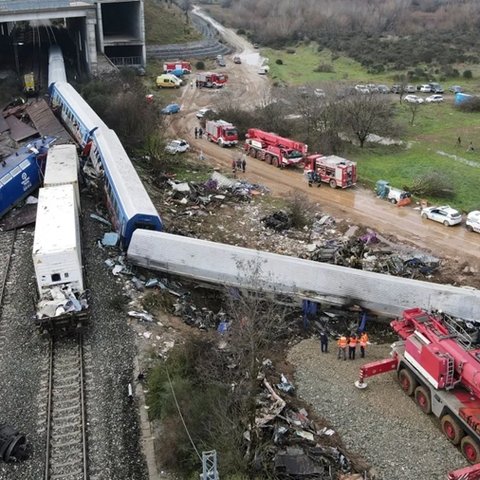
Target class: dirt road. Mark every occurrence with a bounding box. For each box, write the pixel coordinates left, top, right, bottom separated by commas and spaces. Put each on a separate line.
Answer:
166, 10, 480, 271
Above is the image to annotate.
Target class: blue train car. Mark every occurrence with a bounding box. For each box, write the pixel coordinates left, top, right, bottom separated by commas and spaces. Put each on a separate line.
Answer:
0, 137, 56, 218
91, 128, 163, 247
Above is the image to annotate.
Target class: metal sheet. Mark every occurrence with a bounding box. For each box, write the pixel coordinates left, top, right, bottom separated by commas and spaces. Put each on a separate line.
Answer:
5, 115, 37, 142
0, 115, 9, 133
26, 100, 71, 144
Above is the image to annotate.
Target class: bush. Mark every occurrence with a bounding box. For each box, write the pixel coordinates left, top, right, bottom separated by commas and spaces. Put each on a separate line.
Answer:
408, 172, 454, 198
285, 191, 313, 229
195, 60, 205, 70
456, 96, 480, 112
463, 70, 473, 79
237, 28, 245, 35
275, 58, 283, 65
314, 63, 334, 73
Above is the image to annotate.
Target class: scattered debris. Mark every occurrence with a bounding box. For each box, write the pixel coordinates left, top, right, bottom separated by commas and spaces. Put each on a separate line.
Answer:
90, 213, 112, 227
262, 211, 292, 231
102, 232, 120, 247
36, 286, 88, 319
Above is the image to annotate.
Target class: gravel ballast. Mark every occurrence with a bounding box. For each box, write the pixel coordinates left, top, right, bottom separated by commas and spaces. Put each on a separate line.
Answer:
288, 338, 466, 480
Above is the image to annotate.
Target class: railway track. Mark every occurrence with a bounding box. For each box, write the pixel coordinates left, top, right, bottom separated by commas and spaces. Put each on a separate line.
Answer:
0, 229, 17, 346
44, 334, 88, 480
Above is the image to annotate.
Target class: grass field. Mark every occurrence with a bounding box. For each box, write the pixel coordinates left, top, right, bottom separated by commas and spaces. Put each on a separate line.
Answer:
260, 44, 480, 212
144, 0, 201, 45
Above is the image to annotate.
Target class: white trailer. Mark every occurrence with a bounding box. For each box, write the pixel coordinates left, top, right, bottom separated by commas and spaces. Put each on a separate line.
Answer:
33, 184, 83, 295
44, 144, 80, 210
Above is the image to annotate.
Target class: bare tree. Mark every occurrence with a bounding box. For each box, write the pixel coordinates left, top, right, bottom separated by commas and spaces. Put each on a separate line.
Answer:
406, 101, 421, 126
339, 92, 396, 148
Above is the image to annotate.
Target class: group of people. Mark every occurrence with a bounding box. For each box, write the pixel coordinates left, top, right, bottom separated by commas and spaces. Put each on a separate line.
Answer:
319, 330, 369, 360
231, 153, 247, 177
194, 127, 203, 139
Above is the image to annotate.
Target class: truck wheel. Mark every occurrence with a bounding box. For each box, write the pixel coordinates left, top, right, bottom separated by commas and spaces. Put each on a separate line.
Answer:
329, 179, 337, 188
218, 139, 224, 147
414, 386, 431, 414
249, 148, 257, 158
461, 436, 480, 464
441, 414, 464, 445
265, 154, 272, 165
389, 198, 397, 204
272, 157, 279, 167
398, 369, 417, 396
207, 135, 213, 142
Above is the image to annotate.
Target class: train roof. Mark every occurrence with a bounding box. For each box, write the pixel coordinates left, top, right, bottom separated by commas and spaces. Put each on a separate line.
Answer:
33, 185, 77, 255
48, 46, 67, 85
44, 144, 78, 186
53, 81, 105, 133
93, 128, 159, 218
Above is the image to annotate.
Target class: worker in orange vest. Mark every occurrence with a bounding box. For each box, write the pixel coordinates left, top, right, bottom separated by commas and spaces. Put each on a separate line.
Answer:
337, 334, 348, 361
348, 334, 358, 360
359, 332, 369, 358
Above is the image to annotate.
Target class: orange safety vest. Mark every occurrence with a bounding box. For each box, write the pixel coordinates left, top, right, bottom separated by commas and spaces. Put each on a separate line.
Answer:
337, 336, 347, 348
359, 333, 369, 347
349, 337, 357, 348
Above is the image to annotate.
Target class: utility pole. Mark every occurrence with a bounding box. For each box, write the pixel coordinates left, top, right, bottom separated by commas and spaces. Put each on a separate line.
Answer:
201, 450, 219, 480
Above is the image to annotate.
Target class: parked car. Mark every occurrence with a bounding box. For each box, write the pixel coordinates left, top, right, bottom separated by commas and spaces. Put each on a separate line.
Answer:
404, 94, 424, 104
449, 85, 464, 93
165, 139, 190, 154
196, 107, 215, 119
425, 94, 444, 103
466, 211, 480, 233
419, 84, 432, 93
233, 56, 241, 64
429, 82, 444, 94
161, 103, 181, 115
421, 205, 462, 226
377, 84, 389, 94
391, 84, 402, 94
366, 83, 378, 93
405, 85, 416, 93
314, 88, 326, 97
216, 55, 226, 67
355, 84, 370, 94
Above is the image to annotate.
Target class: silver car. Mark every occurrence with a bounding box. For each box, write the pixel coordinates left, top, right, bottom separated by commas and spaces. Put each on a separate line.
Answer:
421, 205, 462, 226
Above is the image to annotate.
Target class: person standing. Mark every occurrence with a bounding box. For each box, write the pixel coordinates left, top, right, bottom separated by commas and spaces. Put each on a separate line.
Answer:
337, 334, 347, 360
241, 153, 247, 173
231, 158, 237, 178
348, 334, 357, 360
194, 127, 198, 139
359, 332, 369, 358
198, 127, 203, 139
320, 330, 329, 353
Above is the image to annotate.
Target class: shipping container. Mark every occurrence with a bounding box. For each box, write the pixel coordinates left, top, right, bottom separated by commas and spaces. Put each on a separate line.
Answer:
44, 144, 80, 210
33, 185, 83, 295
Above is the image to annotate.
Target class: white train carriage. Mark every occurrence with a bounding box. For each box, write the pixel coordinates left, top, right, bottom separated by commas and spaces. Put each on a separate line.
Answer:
48, 45, 67, 86
92, 128, 163, 246
44, 144, 80, 210
50, 81, 104, 146
33, 184, 83, 294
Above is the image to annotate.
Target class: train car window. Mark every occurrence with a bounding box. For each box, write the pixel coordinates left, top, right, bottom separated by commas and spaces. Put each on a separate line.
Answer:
135, 223, 155, 231
51, 273, 61, 282
64, 273, 69, 278
0, 173, 12, 185
10, 166, 21, 177
19, 160, 30, 170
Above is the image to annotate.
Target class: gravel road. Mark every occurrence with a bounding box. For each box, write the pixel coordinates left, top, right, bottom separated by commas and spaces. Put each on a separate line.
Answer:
288, 338, 466, 480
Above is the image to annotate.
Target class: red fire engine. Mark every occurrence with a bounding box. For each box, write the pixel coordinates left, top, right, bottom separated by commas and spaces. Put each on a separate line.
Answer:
304, 154, 357, 189
205, 120, 238, 147
244, 129, 307, 168
195, 72, 228, 88
356, 308, 480, 479
163, 61, 191, 74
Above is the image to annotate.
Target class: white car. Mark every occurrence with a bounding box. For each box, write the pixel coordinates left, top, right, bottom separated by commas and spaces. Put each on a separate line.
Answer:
419, 84, 432, 93
195, 108, 215, 119
466, 211, 480, 233
355, 84, 370, 94
404, 95, 424, 104
426, 94, 444, 103
165, 139, 190, 154
421, 205, 462, 226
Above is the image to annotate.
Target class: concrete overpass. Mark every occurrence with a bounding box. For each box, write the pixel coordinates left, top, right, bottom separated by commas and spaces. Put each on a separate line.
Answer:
0, 0, 146, 75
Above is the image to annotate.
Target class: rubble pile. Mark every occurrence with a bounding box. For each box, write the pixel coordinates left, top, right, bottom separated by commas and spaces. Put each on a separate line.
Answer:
36, 285, 88, 319
248, 365, 371, 479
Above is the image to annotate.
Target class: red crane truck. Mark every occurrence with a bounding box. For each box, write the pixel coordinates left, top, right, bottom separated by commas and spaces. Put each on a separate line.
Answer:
304, 154, 357, 189
244, 129, 307, 168
205, 120, 238, 147
355, 308, 480, 479
196, 72, 228, 88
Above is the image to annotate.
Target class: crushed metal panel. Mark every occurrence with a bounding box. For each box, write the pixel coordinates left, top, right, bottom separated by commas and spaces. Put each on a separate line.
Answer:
5, 115, 38, 142
26, 100, 71, 144
0, 115, 9, 133
274, 447, 324, 475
